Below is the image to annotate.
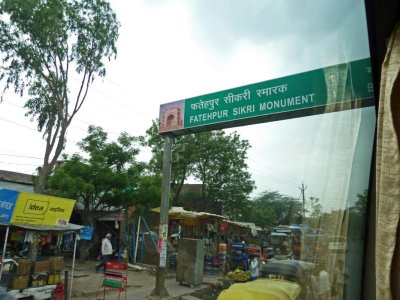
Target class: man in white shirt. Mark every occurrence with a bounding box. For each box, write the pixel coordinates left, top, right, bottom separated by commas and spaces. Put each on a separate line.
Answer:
318, 267, 331, 300
95, 233, 114, 273
249, 255, 260, 280
311, 263, 331, 300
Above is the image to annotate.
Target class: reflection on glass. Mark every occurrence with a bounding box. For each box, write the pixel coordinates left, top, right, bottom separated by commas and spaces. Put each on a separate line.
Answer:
217, 0, 374, 299
140, 0, 374, 299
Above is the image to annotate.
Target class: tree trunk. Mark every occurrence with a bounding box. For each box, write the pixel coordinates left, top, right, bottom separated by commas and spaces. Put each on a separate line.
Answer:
78, 239, 92, 263
30, 166, 53, 261
78, 210, 95, 262
34, 165, 52, 194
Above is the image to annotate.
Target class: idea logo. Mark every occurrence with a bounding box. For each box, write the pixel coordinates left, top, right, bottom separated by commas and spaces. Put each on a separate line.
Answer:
23, 198, 49, 215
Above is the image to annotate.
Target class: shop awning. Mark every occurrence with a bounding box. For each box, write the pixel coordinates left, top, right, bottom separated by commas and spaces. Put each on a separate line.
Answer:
229, 221, 259, 237
151, 206, 225, 220
10, 223, 83, 232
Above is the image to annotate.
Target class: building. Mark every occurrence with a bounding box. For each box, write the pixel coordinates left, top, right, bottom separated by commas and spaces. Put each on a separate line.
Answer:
0, 170, 34, 193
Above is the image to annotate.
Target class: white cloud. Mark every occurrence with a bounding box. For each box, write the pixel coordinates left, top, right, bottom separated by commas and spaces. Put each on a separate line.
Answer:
0, 0, 375, 211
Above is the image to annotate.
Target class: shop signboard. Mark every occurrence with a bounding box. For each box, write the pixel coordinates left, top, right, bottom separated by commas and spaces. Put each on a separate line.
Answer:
80, 226, 94, 240
0, 189, 19, 224
10, 192, 76, 227
159, 57, 374, 135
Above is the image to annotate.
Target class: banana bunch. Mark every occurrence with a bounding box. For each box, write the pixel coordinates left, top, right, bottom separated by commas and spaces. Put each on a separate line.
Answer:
227, 269, 251, 282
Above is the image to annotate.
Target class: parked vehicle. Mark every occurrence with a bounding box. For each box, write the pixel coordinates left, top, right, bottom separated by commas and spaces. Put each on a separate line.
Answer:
217, 278, 301, 300
260, 259, 315, 299
269, 232, 287, 249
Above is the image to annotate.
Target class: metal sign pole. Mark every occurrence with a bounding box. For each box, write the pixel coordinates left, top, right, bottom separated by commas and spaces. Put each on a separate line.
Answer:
151, 134, 173, 298
69, 232, 79, 300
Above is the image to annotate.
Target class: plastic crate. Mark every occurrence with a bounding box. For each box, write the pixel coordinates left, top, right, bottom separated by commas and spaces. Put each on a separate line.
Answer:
101, 278, 123, 288
32, 261, 50, 273
11, 274, 29, 290
105, 261, 127, 271
15, 259, 31, 274
47, 272, 61, 285
49, 257, 64, 272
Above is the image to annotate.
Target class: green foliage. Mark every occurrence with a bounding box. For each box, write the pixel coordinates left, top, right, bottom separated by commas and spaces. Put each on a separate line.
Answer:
47, 126, 155, 224
144, 121, 255, 217
244, 190, 302, 228
347, 189, 368, 239
352, 189, 368, 217
0, 0, 120, 193
304, 196, 323, 228
133, 174, 162, 214
192, 130, 254, 217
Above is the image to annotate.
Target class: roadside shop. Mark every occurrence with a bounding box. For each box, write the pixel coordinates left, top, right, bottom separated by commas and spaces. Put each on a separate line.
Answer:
0, 189, 82, 300
150, 207, 225, 255
150, 207, 257, 271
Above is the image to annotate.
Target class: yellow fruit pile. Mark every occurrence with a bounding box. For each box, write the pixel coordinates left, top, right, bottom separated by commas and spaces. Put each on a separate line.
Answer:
227, 269, 251, 282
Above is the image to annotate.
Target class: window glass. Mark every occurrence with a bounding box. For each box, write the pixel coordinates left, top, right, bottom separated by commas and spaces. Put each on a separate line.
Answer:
150, 1, 374, 299
200, 1, 375, 299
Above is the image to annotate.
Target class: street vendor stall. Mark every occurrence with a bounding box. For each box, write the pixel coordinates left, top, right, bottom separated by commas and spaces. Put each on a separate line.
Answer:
150, 207, 259, 274
150, 207, 226, 251
150, 207, 227, 273
0, 189, 81, 300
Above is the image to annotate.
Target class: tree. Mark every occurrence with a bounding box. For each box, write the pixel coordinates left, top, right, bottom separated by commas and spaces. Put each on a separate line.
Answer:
352, 189, 368, 217
348, 189, 369, 239
306, 196, 323, 227
0, 0, 120, 193
133, 173, 163, 215
144, 121, 255, 217
47, 126, 146, 260
192, 130, 254, 217
144, 120, 197, 205
244, 190, 302, 228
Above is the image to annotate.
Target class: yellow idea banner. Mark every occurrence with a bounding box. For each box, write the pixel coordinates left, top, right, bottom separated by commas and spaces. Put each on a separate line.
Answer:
10, 192, 76, 226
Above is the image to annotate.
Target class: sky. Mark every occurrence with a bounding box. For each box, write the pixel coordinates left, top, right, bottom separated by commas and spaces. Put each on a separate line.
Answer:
0, 0, 376, 211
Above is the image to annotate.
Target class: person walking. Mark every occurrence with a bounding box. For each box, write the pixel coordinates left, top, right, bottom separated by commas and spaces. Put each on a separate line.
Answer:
95, 233, 114, 273
249, 255, 260, 280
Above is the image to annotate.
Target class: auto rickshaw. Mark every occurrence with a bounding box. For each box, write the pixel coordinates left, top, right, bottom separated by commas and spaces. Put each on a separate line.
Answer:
217, 278, 301, 300
218, 259, 315, 300
260, 259, 315, 299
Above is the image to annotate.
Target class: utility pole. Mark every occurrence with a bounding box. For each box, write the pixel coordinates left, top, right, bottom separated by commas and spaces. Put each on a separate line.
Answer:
151, 134, 173, 298
299, 182, 307, 220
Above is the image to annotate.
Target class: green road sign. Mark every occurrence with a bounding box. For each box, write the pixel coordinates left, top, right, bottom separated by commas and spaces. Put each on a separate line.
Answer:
159, 57, 374, 135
